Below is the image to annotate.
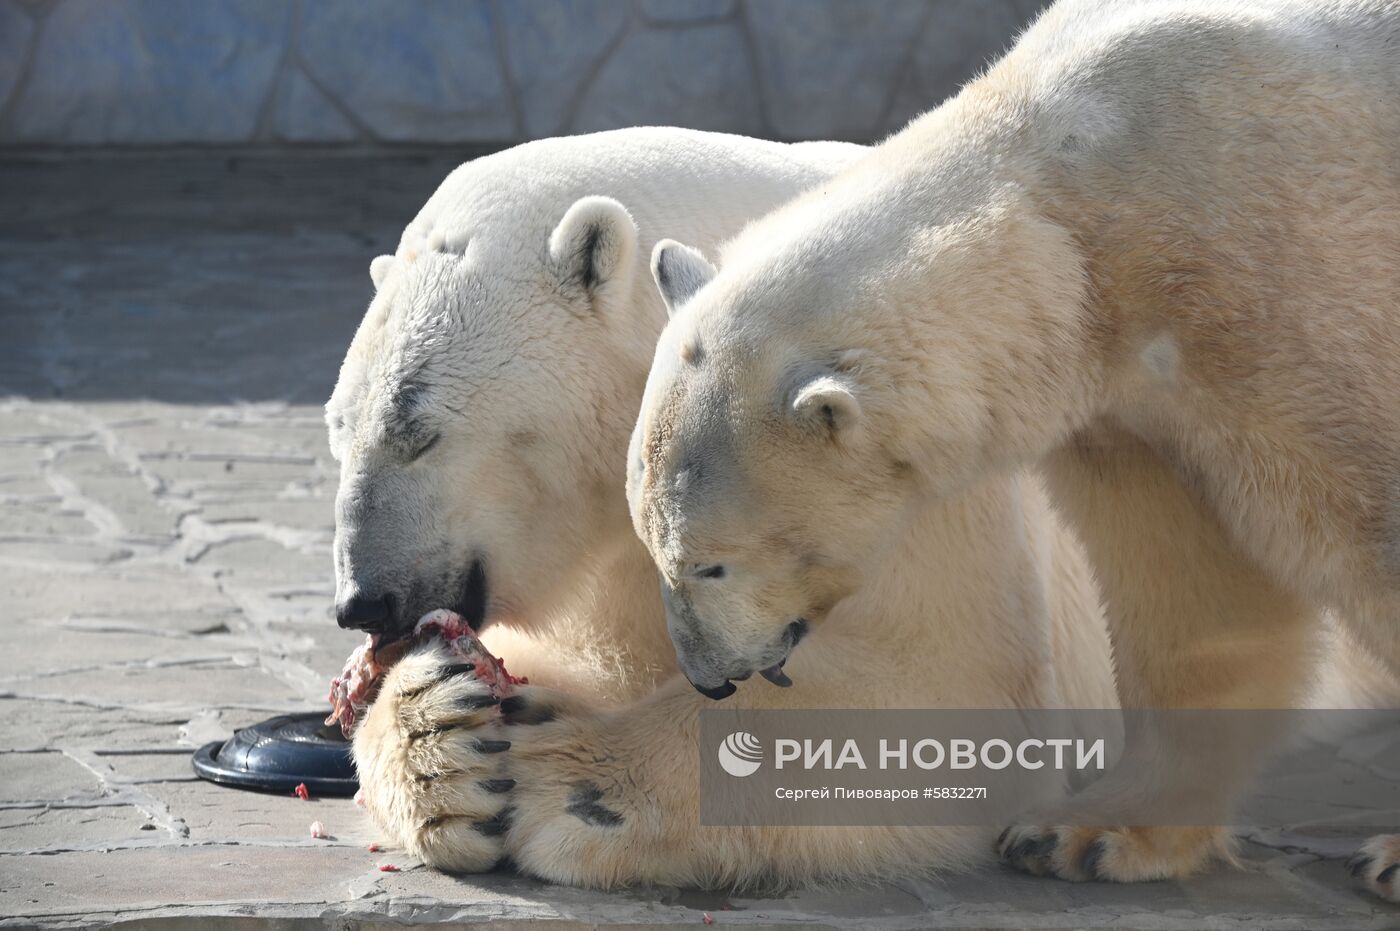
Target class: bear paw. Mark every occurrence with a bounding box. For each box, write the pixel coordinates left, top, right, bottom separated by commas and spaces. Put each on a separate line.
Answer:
1348, 835, 1400, 902
353, 644, 516, 872
997, 824, 1232, 883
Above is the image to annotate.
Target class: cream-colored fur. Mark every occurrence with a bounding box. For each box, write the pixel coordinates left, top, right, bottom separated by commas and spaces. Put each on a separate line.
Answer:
628, 0, 1400, 897
334, 127, 1120, 889
327, 128, 868, 703
358, 472, 1118, 888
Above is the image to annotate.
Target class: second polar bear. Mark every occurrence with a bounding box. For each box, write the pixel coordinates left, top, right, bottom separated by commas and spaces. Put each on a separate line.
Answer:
329, 127, 1119, 888
629, 0, 1400, 899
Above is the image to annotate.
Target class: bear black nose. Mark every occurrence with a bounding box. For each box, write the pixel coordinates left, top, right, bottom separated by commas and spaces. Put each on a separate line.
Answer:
336, 592, 395, 632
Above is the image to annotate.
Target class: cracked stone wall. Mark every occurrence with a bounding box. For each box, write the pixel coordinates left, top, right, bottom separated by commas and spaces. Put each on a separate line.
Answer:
0, 0, 1043, 147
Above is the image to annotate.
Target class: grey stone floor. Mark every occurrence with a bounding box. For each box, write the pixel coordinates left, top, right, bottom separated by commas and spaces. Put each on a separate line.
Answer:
0, 155, 1397, 930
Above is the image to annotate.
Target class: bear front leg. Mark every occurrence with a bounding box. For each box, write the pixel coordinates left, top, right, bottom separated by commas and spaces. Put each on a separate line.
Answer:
358, 671, 742, 885
494, 636, 990, 889
353, 646, 710, 881
366, 630, 993, 888
497, 677, 726, 888
1006, 432, 1321, 883
353, 644, 583, 870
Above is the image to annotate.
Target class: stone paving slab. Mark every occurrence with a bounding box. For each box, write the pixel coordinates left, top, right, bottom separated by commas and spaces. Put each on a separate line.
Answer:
1, 155, 1398, 929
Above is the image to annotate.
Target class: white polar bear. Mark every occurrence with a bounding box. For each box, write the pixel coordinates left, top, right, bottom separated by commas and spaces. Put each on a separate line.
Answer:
628, 0, 1400, 898
327, 128, 871, 702
329, 127, 1119, 888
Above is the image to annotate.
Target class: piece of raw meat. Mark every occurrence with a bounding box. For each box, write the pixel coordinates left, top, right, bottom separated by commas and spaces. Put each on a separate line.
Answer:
326, 609, 526, 737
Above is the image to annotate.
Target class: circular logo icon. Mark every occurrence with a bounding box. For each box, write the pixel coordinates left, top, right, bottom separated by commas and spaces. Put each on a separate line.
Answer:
718, 731, 763, 777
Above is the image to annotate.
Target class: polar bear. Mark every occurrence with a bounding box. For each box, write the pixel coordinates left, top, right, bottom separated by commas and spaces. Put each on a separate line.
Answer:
327, 127, 1120, 888
628, 0, 1400, 899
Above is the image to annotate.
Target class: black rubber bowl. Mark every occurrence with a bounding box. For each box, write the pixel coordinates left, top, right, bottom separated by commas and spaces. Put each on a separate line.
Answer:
192, 711, 358, 797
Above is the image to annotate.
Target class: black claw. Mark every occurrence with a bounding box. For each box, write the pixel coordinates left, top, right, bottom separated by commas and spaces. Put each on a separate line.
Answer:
474, 818, 506, 836
480, 778, 516, 794
474, 806, 515, 836
472, 738, 511, 754
1079, 837, 1108, 880
460, 694, 502, 711
1030, 832, 1059, 862
499, 694, 556, 724
439, 663, 478, 680
399, 663, 482, 700
1349, 854, 1374, 879
1007, 832, 1055, 867
1379, 863, 1399, 885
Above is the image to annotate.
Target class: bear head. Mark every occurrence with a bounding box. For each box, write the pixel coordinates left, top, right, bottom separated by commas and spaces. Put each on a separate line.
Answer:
627, 236, 912, 698
326, 193, 650, 639
627, 184, 1092, 698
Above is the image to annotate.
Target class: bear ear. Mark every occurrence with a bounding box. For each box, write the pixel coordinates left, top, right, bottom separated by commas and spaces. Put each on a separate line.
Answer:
651, 239, 717, 317
548, 196, 638, 305
792, 374, 862, 437
369, 254, 395, 290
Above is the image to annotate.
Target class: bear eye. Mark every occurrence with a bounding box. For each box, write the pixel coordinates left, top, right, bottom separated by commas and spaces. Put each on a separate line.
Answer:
407, 432, 442, 463
694, 564, 726, 580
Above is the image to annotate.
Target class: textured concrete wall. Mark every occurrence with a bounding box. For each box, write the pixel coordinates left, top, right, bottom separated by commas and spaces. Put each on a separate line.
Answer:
0, 0, 1043, 147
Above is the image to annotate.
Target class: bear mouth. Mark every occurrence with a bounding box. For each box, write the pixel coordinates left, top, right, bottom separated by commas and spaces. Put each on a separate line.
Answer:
325, 605, 524, 738
753, 619, 806, 688
692, 618, 809, 700
367, 558, 488, 661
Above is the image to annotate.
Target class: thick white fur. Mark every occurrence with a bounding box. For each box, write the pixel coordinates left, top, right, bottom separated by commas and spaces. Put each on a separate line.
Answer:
629, 0, 1400, 894
330, 127, 1121, 889
328, 128, 867, 701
